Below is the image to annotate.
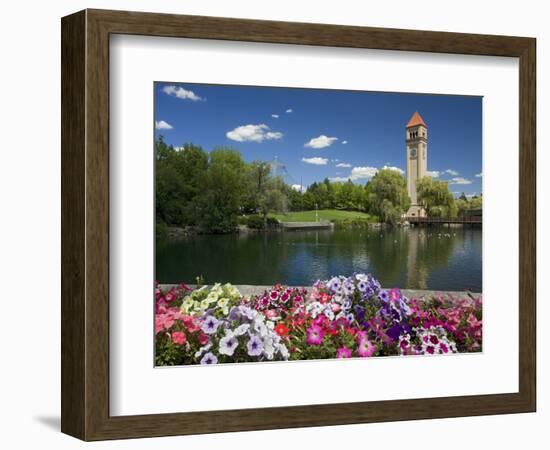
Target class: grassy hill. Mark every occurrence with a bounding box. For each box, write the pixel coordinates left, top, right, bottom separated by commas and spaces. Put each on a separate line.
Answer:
271, 209, 374, 223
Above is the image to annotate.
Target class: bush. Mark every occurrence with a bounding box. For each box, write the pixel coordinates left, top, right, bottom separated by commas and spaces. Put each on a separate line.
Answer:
266, 216, 279, 226
245, 215, 265, 229
333, 218, 372, 229
156, 222, 168, 241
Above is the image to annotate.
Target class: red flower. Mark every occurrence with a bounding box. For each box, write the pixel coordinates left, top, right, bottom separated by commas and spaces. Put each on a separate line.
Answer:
179, 283, 192, 291
198, 333, 209, 345
275, 323, 290, 337
171, 331, 186, 345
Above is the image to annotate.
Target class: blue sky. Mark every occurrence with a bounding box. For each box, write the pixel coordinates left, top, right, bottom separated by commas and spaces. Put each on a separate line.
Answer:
154, 82, 482, 197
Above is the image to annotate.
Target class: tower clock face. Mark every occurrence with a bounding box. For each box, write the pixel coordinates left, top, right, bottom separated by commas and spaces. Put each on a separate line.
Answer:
410, 147, 417, 158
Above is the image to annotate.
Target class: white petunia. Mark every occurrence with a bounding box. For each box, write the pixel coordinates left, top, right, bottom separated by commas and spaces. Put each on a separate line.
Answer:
219, 334, 239, 356
233, 324, 250, 336
194, 342, 212, 358
263, 338, 275, 360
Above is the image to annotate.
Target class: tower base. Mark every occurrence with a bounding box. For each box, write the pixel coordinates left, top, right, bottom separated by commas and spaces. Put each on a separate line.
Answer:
406, 204, 426, 218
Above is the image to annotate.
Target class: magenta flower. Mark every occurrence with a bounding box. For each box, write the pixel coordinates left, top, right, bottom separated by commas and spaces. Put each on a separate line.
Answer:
306, 325, 325, 345
336, 347, 352, 358
357, 333, 376, 357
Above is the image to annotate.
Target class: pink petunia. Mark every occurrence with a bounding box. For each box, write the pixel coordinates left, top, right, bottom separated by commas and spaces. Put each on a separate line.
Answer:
171, 331, 186, 345
265, 309, 279, 320
198, 333, 210, 345
182, 315, 200, 333
388, 288, 401, 302
336, 347, 352, 358
306, 325, 325, 345
357, 333, 376, 357
155, 317, 165, 335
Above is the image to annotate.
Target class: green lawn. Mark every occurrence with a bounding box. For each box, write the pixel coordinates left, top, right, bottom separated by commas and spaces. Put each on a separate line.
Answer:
271, 209, 373, 222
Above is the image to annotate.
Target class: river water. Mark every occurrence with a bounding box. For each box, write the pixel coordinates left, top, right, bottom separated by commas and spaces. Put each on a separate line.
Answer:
156, 227, 482, 292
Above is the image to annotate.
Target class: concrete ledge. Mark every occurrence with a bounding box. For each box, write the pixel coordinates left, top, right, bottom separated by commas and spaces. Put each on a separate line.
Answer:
159, 284, 481, 302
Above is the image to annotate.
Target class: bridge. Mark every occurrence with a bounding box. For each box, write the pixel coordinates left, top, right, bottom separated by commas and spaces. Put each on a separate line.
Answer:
405, 216, 482, 225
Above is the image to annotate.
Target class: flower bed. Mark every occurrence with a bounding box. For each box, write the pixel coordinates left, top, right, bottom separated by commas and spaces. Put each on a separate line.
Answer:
155, 274, 482, 366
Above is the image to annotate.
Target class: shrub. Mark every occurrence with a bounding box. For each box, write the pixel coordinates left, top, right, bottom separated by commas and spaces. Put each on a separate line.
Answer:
156, 222, 168, 241
266, 216, 279, 226
245, 215, 265, 229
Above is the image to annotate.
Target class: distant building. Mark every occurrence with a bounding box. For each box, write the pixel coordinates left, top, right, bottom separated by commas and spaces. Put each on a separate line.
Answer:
405, 111, 428, 217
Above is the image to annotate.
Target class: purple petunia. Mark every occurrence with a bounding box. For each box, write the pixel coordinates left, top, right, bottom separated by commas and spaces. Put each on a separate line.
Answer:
378, 290, 389, 303
247, 335, 264, 356
201, 315, 220, 335
200, 352, 218, 365
328, 277, 342, 292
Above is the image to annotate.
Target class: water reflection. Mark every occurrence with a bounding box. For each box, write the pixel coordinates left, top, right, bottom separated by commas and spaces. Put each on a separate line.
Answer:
156, 226, 482, 292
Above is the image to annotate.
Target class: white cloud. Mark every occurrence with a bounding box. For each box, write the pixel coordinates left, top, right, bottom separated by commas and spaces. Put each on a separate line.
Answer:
304, 135, 338, 149
445, 169, 459, 176
226, 124, 283, 143
350, 166, 378, 180
302, 157, 328, 165
271, 114, 279, 119
162, 85, 204, 101
476, 172, 483, 177
449, 177, 473, 185
382, 165, 404, 175
329, 176, 350, 182
291, 184, 306, 193
427, 170, 441, 178
155, 120, 173, 130
286, 108, 293, 113
336, 162, 352, 168
342, 140, 348, 145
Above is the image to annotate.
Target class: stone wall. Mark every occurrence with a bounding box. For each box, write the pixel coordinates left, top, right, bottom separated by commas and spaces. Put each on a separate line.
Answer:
159, 284, 481, 302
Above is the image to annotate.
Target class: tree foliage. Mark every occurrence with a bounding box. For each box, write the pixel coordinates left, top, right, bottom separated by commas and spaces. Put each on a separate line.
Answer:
364, 169, 410, 224
416, 177, 457, 218
156, 137, 424, 233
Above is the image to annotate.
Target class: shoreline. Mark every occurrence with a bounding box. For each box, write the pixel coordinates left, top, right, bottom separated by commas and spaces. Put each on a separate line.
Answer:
162, 221, 393, 239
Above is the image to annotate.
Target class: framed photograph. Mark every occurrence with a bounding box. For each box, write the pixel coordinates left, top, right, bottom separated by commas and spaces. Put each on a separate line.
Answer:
61, 9, 536, 440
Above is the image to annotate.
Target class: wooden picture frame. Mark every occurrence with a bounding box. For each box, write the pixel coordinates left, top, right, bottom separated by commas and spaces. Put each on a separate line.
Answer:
61, 8, 536, 441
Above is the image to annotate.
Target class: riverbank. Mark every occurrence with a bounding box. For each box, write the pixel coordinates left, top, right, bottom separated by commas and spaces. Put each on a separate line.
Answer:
162, 220, 384, 239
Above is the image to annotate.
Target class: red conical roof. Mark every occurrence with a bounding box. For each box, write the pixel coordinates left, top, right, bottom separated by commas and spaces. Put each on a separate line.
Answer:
406, 111, 427, 128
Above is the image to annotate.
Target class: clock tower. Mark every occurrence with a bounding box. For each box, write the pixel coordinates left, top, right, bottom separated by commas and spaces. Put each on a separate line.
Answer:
405, 111, 428, 217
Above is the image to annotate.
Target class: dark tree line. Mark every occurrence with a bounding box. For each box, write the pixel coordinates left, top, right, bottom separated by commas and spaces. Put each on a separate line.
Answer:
155, 137, 474, 233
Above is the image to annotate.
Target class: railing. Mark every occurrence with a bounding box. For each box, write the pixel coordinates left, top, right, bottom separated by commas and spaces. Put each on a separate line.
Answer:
405, 216, 482, 224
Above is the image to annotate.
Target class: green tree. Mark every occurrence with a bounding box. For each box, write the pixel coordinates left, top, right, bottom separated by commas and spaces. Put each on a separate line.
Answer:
416, 177, 457, 217
365, 169, 410, 224
155, 140, 208, 226
456, 198, 470, 216
197, 148, 246, 233
244, 162, 288, 224
469, 194, 482, 210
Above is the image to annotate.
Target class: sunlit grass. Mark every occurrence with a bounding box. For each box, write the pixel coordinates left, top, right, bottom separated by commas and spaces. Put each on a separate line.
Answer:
271, 209, 372, 222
